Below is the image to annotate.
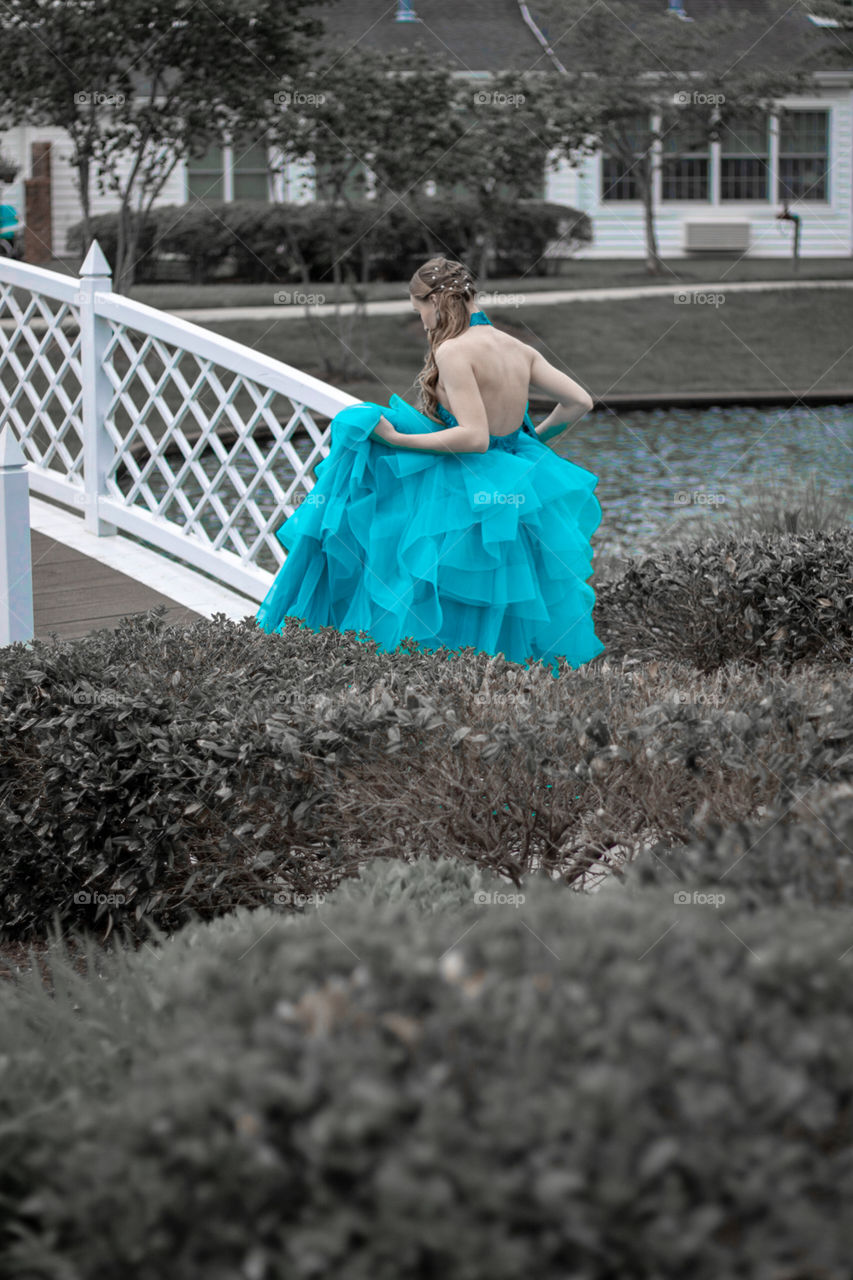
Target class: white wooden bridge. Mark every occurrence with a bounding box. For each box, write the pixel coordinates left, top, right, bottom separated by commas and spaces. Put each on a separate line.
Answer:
0, 243, 358, 645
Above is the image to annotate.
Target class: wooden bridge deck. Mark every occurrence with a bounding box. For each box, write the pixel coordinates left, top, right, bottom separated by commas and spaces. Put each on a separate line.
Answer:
31, 530, 205, 641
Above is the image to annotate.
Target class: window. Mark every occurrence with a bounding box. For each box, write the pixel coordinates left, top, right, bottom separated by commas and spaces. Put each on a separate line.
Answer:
185, 138, 272, 203
661, 121, 709, 200
232, 137, 271, 201
186, 143, 224, 202
720, 114, 769, 200
777, 110, 829, 201
601, 115, 649, 201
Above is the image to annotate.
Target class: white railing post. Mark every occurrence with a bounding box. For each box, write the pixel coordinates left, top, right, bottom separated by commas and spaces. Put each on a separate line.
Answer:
78, 239, 117, 536
0, 423, 34, 646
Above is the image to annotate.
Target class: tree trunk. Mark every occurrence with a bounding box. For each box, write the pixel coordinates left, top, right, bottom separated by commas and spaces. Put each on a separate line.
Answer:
73, 154, 94, 264
112, 201, 139, 295
326, 214, 359, 381
358, 230, 371, 368
639, 161, 663, 276
474, 232, 490, 286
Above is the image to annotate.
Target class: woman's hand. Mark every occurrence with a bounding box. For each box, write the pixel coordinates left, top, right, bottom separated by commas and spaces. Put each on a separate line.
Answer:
535, 397, 595, 448
370, 414, 399, 445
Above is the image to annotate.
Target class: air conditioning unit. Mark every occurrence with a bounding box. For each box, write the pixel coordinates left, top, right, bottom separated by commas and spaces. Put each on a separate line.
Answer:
684, 222, 751, 252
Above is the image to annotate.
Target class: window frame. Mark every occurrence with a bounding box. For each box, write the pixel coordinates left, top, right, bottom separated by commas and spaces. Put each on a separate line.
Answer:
600, 113, 652, 203
597, 105, 830, 207
185, 135, 274, 203
660, 120, 711, 202
776, 108, 830, 203
718, 112, 771, 202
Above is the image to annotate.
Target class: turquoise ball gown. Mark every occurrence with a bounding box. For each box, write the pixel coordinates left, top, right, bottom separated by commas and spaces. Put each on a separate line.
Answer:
255, 310, 605, 676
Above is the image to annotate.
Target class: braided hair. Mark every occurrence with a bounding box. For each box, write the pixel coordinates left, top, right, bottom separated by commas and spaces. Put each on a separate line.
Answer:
409, 256, 477, 422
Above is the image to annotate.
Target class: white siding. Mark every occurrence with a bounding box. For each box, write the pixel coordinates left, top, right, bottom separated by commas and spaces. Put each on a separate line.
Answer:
562, 82, 853, 259
544, 152, 582, 206
3, 75, 852, 263
0, 122, 186, 260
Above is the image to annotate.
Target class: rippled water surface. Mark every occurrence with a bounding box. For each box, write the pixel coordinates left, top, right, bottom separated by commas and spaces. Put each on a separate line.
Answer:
562, 402, 853, 559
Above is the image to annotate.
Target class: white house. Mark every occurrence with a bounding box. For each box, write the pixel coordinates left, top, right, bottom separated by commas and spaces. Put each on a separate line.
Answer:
1, 0, 851, 261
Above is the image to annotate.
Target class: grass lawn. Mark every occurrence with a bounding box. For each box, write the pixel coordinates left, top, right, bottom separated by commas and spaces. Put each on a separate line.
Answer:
193, 287, 853, 402
136, 255, 853, 310
43, 255, 853, 310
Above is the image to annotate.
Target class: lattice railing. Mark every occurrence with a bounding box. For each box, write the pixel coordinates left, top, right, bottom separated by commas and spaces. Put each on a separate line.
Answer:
0, 242, 357, 598
0, 265, 85, 492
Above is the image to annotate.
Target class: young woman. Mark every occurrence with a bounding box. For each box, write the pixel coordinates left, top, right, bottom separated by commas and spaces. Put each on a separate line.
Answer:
255, 256, 604, 676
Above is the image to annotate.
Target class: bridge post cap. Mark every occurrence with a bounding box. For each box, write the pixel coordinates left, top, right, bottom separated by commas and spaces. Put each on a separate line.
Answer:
0, 423, 28, 470
80, 239, 113, 278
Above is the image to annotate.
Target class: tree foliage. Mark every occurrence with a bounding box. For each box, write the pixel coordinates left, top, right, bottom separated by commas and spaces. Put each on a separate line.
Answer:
0, 0, 332, 290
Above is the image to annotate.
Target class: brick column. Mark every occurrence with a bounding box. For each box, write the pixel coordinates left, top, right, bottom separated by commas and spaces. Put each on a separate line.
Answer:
24, 141, 53, 264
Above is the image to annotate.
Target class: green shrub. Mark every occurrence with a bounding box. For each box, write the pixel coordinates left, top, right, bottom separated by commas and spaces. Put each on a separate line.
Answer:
2, 856, 853, 1278
66, 196, 585, 286
492, 200, 583, 275
65, 210, 160, 281
2, 530, 852, 946
150, 200, 237, 283
624, 783, 853, 911
595, 526, 853, 671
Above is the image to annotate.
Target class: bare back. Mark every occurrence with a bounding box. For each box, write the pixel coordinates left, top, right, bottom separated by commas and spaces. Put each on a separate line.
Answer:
435, 325, 533, 437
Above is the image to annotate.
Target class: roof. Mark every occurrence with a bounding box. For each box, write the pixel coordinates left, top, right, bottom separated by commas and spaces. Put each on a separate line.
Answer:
308, 0, 853, 74
525, 0, 853, 72
308, 0, 546, 72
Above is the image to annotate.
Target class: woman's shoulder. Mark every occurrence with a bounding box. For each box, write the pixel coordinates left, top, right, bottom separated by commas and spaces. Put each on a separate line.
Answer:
441, 323, 526, 355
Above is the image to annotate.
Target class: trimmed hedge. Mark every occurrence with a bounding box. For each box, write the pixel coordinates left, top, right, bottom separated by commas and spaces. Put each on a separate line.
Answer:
65, 196, 580, 285
2, 856, 853, 1278
1, 530, 851, 947
623, 782, 853, 911
595, 526, 853, 671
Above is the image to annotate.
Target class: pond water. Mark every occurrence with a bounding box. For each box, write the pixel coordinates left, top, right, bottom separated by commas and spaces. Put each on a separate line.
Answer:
564, 401, 853, 562
126, 401, 853, 578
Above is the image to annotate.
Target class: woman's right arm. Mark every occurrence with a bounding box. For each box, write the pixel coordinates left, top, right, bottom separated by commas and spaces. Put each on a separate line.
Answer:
528, 349, 594, 445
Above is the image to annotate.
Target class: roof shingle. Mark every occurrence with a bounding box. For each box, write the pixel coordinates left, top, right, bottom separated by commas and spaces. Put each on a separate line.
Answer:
309, 0, 546, 71
309, 0, 853, 73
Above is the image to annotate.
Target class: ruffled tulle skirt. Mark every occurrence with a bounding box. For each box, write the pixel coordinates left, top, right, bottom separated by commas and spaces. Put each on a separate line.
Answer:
255, 394, 605, 676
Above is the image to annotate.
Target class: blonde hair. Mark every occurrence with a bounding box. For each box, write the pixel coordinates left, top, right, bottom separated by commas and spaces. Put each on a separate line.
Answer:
409, 256, 477, 421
